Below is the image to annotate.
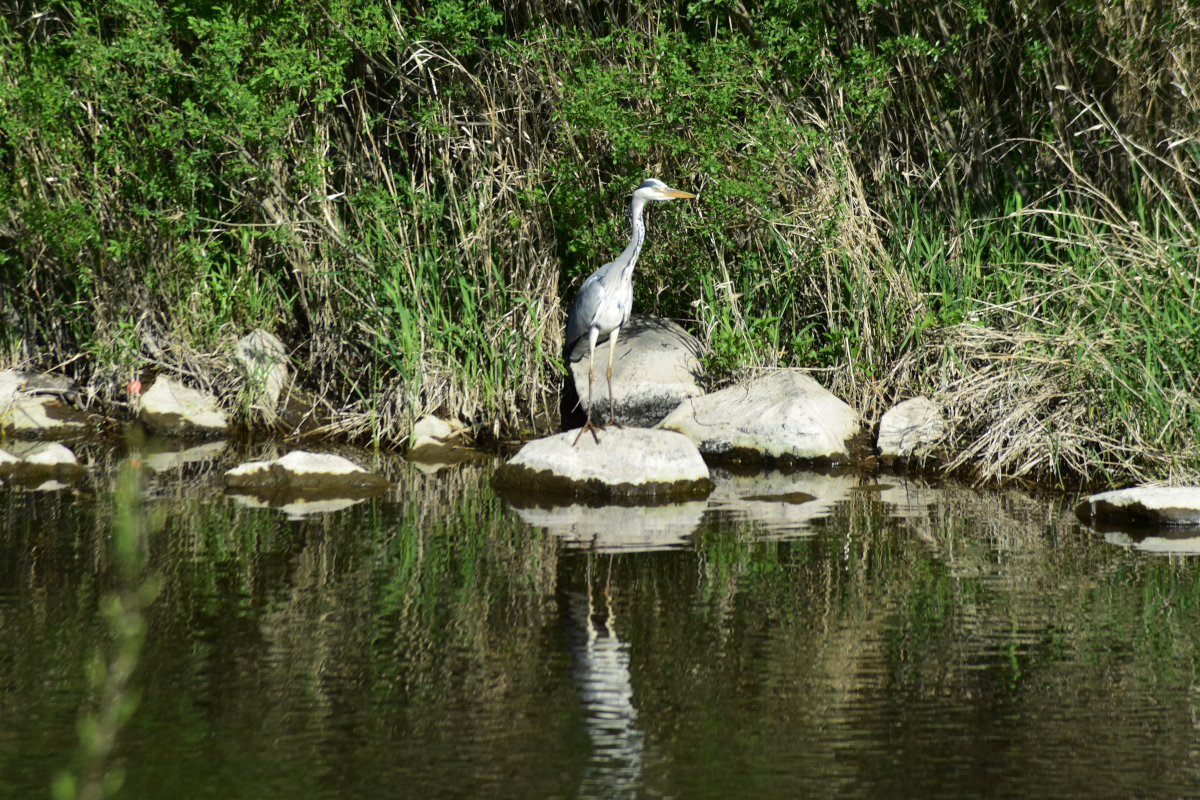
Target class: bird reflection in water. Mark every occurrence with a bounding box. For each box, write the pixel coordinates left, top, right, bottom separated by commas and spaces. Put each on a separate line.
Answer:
564, 556, 648, 799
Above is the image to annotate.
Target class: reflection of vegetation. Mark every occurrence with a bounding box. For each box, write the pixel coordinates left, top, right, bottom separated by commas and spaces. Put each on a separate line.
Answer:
0, 467, 1198, 797
55, 460, 161, 800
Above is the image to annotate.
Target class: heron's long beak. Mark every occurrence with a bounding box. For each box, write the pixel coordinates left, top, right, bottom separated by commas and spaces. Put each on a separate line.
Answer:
661, 188, 697, 199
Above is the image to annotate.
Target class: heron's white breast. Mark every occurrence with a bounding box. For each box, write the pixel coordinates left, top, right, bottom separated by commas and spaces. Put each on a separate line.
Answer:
590, 290, 627, 337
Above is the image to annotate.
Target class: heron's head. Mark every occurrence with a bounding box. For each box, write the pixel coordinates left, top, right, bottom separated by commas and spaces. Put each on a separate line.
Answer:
632, 178, 697, 202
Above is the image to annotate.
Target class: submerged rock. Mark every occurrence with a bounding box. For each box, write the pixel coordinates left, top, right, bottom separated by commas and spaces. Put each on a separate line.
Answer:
877, 397, 946, 461
140, 377, 228, 436
492, 427, 712, 500
566, 315, 705, 428
224, 450, 390, 498
0, 369, 90, 436
1076, 486, 1200, 530
658, 370, 858, 463
235, 329, 290, 415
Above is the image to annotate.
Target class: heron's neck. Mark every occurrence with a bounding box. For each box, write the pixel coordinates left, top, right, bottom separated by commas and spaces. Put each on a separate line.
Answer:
616, 196, 648, 278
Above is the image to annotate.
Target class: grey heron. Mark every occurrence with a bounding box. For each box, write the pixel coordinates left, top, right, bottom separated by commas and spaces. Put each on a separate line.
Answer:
564, 178, 697, 444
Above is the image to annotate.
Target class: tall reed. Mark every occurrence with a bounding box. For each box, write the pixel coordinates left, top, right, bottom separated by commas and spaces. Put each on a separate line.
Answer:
1, 0, 1195, 479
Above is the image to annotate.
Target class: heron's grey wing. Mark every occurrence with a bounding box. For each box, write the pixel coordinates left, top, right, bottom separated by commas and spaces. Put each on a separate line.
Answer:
564, 260, 616, 357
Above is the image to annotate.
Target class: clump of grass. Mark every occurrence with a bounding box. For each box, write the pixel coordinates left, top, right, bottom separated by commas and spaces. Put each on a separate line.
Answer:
696, 2, 1200, 484
867, 120, 1200, 483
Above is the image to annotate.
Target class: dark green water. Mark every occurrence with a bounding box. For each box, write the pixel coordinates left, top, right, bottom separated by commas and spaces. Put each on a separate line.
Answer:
3, 449, 1200, 799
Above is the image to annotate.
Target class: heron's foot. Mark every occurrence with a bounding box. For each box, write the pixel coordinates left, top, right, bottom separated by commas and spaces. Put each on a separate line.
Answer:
572, 418, 603, 446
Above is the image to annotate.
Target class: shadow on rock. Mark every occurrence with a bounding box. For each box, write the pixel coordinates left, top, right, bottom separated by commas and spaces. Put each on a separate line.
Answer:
565, 315, 704, 430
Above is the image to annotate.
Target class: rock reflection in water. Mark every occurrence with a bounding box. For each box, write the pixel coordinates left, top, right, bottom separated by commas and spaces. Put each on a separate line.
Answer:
514, 501, 705, 551
565, 564, 647, 800
706, 468, 858, 536
141, 440, 228, 473
509, 470, 948, 547
1104, 530, 1200, 554
874, 480, 944, 520
228, 492, 369, 519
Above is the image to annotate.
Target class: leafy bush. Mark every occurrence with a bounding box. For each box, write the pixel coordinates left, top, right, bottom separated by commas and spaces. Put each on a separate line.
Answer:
0, 0, 1195, 479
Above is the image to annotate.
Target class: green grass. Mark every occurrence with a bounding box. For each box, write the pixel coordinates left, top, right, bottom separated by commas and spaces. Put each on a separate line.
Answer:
868, 187, 1200, 482
1, 0, 1197, 481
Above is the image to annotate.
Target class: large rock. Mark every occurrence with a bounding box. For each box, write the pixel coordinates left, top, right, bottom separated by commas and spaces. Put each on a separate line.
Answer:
224, 450, 390, 498
492, 427, 713, 500
1076, 486, 1200, 530
140, 376, 228, 436
567, 315, 704, 428
235, 329, 289, 414
877, 397, 946, 461
0, 370, 90, 436
658, 370, 858, 463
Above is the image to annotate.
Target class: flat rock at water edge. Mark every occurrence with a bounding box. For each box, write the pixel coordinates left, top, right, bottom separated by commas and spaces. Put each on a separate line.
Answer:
492, 427, 713, 501
225, 451, 390, 498
0, 443, 86, 486
0, 370, 90, 436
140, 377, 228, 436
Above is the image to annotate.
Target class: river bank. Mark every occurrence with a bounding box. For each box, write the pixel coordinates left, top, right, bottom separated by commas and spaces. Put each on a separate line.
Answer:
0, 349, 1191, 496
2, 0, 1196, 485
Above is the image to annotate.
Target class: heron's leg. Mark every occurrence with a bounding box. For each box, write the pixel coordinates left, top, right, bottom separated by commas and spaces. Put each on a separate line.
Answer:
605, 324, 623, 427
573, 328, 602, 446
